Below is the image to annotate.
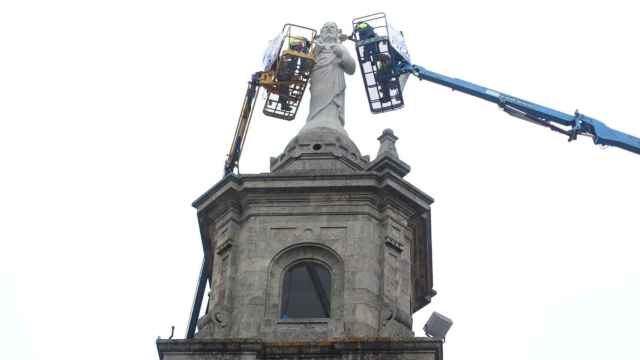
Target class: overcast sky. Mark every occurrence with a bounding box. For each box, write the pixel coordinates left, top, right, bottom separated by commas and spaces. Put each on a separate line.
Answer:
1, 1, 639, 359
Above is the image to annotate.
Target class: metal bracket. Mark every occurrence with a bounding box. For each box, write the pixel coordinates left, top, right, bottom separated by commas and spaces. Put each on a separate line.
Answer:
568, 110, 584, 142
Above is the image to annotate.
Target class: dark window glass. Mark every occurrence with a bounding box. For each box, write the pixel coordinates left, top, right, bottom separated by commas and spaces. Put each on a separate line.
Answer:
281, 262, 331, 319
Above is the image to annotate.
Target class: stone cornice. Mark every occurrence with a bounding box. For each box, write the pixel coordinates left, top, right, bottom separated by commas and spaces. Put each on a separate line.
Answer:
157, 338, 443, 359
192, 171, 434, 213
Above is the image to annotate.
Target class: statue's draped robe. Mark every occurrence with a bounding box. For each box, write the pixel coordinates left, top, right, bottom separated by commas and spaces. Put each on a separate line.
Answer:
304, 45, 348, 133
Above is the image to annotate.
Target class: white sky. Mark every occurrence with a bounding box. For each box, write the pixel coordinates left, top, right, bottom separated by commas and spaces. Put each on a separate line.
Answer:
1, 1, 639, 359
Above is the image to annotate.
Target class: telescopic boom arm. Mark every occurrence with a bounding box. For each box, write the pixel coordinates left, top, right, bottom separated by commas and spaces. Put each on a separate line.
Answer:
224, 73, 261, 176
398, 62, 640, 155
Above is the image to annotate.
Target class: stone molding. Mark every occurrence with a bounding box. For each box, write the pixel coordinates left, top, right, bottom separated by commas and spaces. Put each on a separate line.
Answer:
157, 338, 443, 360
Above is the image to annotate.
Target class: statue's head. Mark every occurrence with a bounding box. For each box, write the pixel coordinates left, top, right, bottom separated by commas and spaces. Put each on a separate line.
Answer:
319, 22, 339, 45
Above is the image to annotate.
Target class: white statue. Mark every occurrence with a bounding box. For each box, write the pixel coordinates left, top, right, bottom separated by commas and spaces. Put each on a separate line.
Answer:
301, 22, 356, 135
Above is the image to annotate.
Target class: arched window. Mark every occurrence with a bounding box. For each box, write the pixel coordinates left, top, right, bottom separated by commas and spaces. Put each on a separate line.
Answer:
281, 261, 331, 319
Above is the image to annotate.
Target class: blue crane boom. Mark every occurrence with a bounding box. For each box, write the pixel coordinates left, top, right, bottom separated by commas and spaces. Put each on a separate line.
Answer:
401, 63, 640, 155
351, 13, 640, 156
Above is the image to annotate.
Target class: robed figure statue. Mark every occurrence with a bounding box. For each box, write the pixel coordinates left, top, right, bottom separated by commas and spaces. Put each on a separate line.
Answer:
301, 22, 356, 135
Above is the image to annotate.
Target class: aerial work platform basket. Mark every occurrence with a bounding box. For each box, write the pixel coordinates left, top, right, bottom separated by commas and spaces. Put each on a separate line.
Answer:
261, 24, 317, 121
352, 13, 409, 114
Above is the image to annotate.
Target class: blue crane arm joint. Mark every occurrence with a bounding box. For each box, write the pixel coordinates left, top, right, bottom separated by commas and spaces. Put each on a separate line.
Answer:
399, 63, 640, 155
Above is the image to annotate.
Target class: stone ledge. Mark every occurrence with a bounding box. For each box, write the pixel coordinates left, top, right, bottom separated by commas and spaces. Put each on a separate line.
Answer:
192, 171, 434, 213
157, 337, 443, 359
276, 318, 329, 325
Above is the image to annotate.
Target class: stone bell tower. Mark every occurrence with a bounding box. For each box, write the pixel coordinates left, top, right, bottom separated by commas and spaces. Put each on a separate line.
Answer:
157, 20, 442, 359
157, 126, 442, 359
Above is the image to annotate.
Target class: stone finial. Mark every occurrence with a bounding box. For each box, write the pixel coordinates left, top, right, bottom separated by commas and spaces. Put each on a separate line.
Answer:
367, 128, 411, 177
376, 128, 400, 159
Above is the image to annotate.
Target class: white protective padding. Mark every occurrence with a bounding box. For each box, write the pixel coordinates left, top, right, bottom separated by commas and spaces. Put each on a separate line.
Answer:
388, 24, 411, 91
262, 30, 286, 71
388, 25, 411, 63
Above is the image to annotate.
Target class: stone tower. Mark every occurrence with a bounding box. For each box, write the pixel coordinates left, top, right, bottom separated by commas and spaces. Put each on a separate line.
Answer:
157, 126, 442, 359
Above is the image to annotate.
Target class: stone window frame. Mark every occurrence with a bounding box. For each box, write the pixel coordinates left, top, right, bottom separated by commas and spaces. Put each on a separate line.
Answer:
265, 243, 344, 323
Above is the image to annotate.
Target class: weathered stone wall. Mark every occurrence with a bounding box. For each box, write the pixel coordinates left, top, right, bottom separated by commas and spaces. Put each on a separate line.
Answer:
193, 172, 431, 341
